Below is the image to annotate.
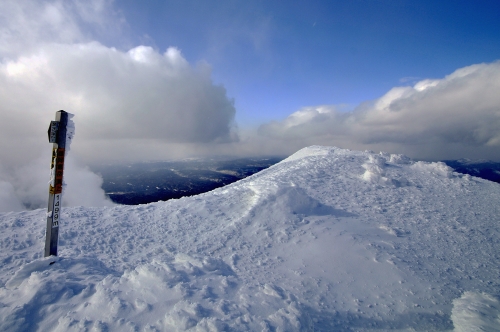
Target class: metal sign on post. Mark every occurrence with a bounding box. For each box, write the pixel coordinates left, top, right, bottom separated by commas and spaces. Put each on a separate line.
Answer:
45, 110, 69, 257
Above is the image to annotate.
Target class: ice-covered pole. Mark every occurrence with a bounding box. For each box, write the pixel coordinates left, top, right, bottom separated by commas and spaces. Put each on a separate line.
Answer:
45, 110, 70, 257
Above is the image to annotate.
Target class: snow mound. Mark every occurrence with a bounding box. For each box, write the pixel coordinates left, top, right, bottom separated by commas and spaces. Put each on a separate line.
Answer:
1, 146, 499, 331
281, 145, 337, 162
452, 292, 500, 332
411, 160, 455, 178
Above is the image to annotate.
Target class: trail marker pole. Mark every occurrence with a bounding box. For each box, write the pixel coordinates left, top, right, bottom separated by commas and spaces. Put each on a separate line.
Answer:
45, 110, 69, 257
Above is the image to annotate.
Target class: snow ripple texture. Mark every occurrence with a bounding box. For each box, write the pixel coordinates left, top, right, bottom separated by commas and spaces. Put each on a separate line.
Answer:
0, 146, 499, 331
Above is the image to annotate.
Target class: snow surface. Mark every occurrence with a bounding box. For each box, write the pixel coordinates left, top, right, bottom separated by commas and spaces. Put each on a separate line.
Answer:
1, 146, 499, 331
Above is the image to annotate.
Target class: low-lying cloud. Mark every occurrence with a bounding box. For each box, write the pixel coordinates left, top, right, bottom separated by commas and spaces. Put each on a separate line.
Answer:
255, 61, 500, 161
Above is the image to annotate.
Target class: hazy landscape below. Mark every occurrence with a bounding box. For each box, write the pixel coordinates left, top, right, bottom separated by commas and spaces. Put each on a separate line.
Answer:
443, 159, 500, 184
90, 157, 285, 205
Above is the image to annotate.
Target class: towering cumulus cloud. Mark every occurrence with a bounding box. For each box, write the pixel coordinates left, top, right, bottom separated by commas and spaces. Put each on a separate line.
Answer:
257, 61, 500, 161
0, 0, 237, 211
0, 43, 237, 162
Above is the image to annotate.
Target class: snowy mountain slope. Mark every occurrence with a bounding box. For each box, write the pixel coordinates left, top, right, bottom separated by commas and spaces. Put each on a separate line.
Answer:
0, 146, 499, 331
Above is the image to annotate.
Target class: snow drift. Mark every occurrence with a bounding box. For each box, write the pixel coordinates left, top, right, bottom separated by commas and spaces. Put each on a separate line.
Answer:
0, 146, 499, 331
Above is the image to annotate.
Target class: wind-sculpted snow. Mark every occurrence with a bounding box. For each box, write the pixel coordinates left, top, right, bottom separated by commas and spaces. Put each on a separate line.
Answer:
0, 146, 499, 331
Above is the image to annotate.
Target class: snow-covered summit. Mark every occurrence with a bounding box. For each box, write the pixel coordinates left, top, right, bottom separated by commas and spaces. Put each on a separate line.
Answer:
1, 146, 499, 331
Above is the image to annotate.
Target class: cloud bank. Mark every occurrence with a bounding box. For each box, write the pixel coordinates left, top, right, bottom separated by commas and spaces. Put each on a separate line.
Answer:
253, 61, 500, 161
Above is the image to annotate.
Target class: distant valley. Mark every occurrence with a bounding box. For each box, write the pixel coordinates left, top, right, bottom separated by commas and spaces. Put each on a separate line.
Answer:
443, 159, 500, 184
90, 157, 285, 205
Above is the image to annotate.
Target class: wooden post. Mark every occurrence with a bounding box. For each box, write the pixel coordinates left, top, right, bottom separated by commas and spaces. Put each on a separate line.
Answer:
45, 110, 68, 257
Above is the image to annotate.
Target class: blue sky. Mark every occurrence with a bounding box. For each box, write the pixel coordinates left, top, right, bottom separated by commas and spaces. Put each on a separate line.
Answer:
115, 0, 500, 124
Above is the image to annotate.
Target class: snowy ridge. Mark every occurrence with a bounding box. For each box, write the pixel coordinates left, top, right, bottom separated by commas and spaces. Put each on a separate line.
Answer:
0, 146, 499, 331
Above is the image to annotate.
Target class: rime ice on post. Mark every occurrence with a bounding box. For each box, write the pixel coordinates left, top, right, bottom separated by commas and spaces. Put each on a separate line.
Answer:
45, 110, 74, 257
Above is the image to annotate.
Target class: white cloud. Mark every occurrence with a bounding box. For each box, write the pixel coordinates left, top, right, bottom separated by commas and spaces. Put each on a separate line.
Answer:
0, 0, 122, 58
0, 42, 236, 147
255, 61, 500, 161
61, 155, 115, 208
9, 155, 113, 212
0, 181, 25, 212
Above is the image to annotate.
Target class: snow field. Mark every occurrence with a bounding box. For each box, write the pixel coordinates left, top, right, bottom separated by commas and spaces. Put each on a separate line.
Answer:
0, 146, 499, 331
